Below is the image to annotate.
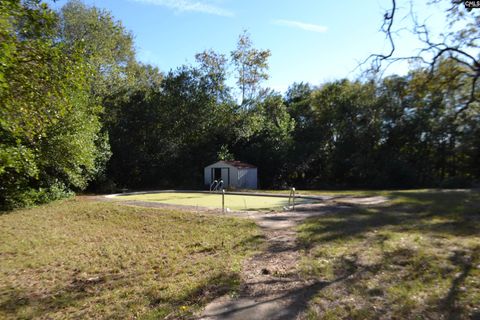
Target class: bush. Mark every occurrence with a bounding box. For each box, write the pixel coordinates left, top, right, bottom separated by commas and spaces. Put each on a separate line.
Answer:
0, 181, 74, 212
36, 181, 75, 204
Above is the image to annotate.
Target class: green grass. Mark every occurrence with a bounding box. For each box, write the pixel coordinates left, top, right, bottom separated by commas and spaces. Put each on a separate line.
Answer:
261, 188, 437, 197
297, 190, 480, 319
115, 192, 313, 210
0, 199, 261, 319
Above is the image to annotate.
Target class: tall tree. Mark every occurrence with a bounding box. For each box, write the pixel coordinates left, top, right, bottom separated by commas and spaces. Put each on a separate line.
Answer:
231, 31, 271, 107
285, 82, 314, 128
58, 0, 137, 99
235, 91, 295, 187
0, 0, 105, 209
195, 49, 229, 102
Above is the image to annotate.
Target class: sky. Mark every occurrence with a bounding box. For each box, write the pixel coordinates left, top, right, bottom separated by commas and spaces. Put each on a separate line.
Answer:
51, 0, 449, 94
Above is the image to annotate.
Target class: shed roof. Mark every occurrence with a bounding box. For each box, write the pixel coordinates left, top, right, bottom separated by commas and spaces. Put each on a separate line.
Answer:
223, 160, 256, 168
207, 160, 257, 169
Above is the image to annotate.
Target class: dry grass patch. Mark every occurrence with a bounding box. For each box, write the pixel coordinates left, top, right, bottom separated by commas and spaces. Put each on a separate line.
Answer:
0, 199, 261, 319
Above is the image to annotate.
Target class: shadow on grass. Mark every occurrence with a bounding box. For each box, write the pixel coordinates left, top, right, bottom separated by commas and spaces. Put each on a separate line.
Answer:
144, 272, 243, 319
1, 271, 245, 319
297, 190, 480, 319
442, 248, 480, 320
299, 190, 480, 248
0, 272, 132, 317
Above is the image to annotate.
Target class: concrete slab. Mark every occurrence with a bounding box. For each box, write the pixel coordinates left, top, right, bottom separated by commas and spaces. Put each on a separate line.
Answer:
200, 297, 289, 320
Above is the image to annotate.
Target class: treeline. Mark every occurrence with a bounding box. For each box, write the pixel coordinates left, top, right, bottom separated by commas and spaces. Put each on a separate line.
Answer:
1, 0, 479, 209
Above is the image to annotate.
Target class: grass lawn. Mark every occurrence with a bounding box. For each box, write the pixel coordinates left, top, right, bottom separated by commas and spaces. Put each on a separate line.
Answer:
297, 190, 480, 319
261, 188, 436, 197
0, 199, 261, 319
115, 192, 313, 211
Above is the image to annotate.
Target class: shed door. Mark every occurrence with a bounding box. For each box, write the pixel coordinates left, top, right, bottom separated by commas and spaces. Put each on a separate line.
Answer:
211, 167, 230, 188
213, 168, 222, 181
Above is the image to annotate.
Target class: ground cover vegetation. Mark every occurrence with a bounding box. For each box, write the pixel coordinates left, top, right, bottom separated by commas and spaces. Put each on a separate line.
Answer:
297, 189, 480, 319
0, 199, 261, 318
1, 0, 479, 210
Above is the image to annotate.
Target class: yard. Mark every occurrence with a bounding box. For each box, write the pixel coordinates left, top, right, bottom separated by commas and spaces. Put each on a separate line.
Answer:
0, 199, 261, 319
296, 190, 480, 319
1, 190, 479, 319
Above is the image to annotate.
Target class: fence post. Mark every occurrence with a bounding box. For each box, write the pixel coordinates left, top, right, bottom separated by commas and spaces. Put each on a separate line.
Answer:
292, 187, 295, 211
222, 189, 225, 214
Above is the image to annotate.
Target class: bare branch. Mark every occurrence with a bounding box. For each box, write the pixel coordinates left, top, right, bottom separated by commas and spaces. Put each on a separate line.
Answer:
358, 0, 397, 72
359, 0, 480, 115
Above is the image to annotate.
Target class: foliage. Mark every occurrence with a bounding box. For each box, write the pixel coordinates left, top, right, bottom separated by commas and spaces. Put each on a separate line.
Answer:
231, 30, 271, 106
58, 0, 136, 99
217, 144, 234, 161
195, 49, 229, 102
367, 0, 480, 115
0, 0, 107, 209
235, 91, 295, 187
281, 65, 479, 189
106, 66, 236, 188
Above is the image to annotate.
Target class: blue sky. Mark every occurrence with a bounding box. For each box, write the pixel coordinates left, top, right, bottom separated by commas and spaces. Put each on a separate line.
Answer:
53, 0, 448, 93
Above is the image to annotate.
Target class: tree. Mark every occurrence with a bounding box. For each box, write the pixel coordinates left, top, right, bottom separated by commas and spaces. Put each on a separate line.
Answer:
365, 0, 480, 116
0, 0, 106, 209
195, 49, 229, 101
217, 145, 234, 161
310, 80, 383, 186
285, 82, 314, 128
58, 0, 137, 99
235, 91, 295, 187
107, 65, 237, 189
57, 1, 165, 192
231, 31, 271, 106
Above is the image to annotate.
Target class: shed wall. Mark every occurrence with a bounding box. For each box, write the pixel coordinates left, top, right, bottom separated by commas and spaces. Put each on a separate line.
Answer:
204, 163, 238, 188
204, 161, 257, 189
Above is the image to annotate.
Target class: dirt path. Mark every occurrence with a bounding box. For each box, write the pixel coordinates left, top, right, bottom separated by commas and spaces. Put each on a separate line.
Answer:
199, 204, 355, 320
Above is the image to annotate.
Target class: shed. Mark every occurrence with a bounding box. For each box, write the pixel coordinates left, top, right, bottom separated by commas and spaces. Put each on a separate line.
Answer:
204, 160, 257, 189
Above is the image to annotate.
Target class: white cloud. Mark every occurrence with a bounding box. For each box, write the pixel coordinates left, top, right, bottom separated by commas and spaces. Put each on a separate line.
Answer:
273, 19, 327, 33
131, 0, 234, 17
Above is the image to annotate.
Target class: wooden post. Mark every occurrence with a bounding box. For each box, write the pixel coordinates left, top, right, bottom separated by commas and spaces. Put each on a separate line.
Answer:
222, 189, 225, 214
292, 187, 295, 211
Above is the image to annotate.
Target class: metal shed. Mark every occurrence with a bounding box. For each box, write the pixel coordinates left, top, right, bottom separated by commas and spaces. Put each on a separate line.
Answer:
204, 160, 257, 189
